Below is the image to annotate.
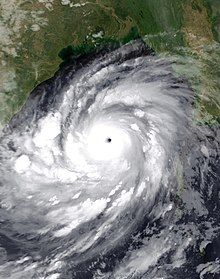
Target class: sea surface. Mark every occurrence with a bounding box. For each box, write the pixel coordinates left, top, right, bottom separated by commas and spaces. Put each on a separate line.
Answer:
0, 40, 219, 279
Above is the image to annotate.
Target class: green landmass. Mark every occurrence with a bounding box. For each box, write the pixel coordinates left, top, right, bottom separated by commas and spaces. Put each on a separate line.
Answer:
0, 0, 219, 125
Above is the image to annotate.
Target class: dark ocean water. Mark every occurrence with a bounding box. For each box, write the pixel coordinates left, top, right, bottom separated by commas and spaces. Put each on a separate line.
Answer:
0, 40, 219, 279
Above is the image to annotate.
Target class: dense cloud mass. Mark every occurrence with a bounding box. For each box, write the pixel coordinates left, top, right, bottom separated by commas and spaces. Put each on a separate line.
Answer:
0, 40, 219, 279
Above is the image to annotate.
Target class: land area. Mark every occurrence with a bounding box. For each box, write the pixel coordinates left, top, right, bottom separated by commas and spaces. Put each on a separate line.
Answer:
0, 0, 219, 125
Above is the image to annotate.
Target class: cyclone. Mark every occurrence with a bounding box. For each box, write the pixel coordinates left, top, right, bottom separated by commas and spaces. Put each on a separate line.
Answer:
0, 40, 219, 279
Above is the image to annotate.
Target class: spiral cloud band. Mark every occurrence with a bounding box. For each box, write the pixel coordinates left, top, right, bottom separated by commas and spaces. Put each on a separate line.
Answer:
0, 40, 219, 278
